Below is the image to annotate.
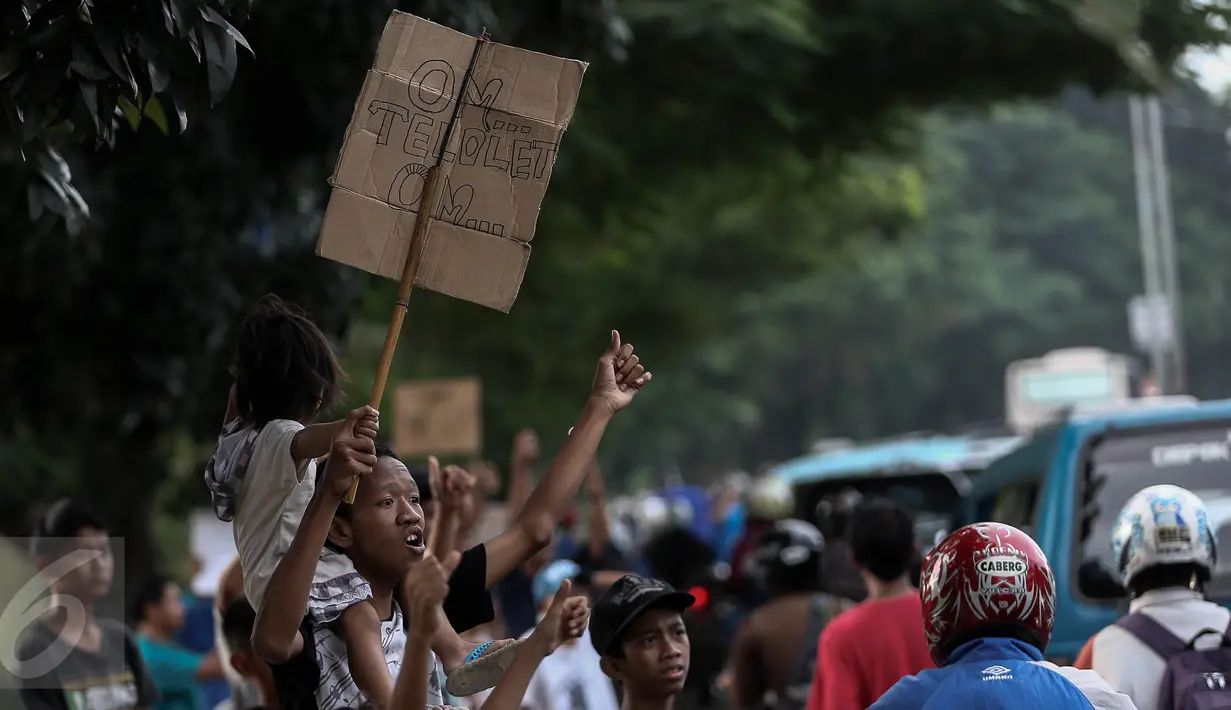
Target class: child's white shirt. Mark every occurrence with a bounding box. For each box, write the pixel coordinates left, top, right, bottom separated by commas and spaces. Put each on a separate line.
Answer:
226, 419, 368, 619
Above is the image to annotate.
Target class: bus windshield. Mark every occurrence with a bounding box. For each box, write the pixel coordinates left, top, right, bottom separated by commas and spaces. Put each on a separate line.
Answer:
1077, 422, 1231, 601
798, 471, 966, 547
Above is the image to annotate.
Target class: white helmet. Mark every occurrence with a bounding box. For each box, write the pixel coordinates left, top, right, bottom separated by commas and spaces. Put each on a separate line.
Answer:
747, 475, 794, 521
1111, 484, 1217, 586
636, 495, 671, 540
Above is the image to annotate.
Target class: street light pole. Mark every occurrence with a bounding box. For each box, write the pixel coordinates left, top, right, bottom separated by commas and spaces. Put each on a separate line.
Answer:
1144, 96, 1186, 394
1129, 95, 1168, 391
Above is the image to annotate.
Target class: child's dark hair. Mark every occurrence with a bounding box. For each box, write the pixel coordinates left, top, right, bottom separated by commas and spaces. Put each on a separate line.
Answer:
233, 294, 343, 426
30, 499, 108, 559
850, 498, 916, 583
221, 596, 257, 653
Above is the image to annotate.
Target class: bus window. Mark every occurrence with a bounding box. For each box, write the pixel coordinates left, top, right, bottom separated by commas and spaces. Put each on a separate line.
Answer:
973, 479, 1041, 535
1076, 423, 1231, 601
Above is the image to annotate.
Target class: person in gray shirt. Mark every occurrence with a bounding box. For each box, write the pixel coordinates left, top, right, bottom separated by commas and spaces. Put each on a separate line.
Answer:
18, 500, 158, 710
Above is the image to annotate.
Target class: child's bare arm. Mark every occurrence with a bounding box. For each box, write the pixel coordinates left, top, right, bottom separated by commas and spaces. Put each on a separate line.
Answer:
391, 628, 433, 710
482, 581, 588, 710
290, 406, 378, 462
339, 602, 395, 708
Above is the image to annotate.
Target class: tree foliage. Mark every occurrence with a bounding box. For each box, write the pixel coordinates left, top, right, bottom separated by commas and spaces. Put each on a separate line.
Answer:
598, 86, 1231, 479
3, 0, 254, 232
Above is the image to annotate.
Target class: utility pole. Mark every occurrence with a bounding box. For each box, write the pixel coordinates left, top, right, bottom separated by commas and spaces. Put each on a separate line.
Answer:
1128, 94, 1185, 394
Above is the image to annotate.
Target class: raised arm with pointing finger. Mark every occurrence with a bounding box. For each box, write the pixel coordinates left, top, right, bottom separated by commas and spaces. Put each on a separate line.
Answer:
480, 330, 652, 587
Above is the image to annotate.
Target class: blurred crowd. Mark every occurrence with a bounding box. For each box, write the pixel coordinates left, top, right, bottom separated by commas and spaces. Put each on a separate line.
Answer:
12, 297, 1231, 710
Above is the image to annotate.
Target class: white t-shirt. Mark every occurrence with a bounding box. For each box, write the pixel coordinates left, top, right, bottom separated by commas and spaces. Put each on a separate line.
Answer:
233, 419, 318, 611
522, 628, 618, 710
1030, 662, 1139, 710
1090, 587, 1231, 710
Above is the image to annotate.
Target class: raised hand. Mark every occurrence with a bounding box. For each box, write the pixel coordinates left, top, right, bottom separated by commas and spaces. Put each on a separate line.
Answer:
591, 330, 652, 414
353, 405, 380, 441
530, 579, 590, 655
513, 428, 540, 464
323, 413, 378, 499
433, 459, 476, 512
405, 549, 460, 636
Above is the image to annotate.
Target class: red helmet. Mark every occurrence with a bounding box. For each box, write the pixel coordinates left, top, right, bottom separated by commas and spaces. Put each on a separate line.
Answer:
919, 522, 1055, 665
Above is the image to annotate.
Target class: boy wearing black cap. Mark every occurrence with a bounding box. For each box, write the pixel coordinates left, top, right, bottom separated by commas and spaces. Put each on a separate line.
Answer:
590, 575, 695, 710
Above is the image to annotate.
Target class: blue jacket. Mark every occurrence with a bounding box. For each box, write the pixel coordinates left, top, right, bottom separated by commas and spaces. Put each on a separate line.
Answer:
870, 637, 1138, 710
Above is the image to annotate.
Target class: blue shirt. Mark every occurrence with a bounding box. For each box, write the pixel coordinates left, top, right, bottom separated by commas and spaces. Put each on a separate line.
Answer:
870, 637, 1134, 710
175, 593, 228, 710
660, 485, 716, 546
136, 635, 206, 710
495, 569, 537, 639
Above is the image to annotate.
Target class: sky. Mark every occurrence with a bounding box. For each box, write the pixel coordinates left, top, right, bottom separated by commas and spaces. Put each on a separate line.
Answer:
1188, 47, 1231, 93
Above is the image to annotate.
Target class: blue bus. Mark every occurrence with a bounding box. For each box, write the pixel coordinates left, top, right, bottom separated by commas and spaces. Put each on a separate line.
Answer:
776, 433, 1024, 560
954, 398, 1231, 664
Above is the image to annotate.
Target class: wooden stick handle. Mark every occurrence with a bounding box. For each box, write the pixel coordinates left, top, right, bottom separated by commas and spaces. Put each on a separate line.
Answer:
344, 165, 445, 504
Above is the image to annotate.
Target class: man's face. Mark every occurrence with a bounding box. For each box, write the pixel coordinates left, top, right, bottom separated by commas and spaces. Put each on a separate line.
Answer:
149, 583, 186, 632
46, 527, 114, 600
334, 457, 426, 579
606, 607, 690, 697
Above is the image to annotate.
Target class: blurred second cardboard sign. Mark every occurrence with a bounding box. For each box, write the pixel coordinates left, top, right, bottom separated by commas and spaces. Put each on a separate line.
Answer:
394, 377, 482, 457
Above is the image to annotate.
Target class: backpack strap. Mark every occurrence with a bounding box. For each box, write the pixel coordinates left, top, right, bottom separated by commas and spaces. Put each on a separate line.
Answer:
1116, 612, 1188, 659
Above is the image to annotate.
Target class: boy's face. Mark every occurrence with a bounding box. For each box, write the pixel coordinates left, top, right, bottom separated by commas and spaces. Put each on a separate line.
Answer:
330, 457, 426, 579
41, 527, 114, 600
604, 607, 690, 697
152, 583, 187, 631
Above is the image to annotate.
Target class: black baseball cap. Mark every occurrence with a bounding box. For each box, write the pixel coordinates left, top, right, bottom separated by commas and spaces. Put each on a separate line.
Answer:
589, 575, 695, 656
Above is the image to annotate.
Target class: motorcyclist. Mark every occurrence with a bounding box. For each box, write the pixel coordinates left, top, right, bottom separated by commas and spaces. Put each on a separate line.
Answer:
726, 519, 851, 710
1077, 484, 1230, 710
869, 522, 1136, 710
729, 475, 794, 606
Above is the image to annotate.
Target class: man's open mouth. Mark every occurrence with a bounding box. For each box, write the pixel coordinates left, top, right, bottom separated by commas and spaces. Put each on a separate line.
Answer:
405, 530, 425, 553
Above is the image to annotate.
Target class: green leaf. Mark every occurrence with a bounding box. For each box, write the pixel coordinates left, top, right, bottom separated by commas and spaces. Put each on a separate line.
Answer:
143, 95, 170, 135
169, 90, 190, 132
0, 48, 19, 82
93, 25, 138, 96
202, 23, 238, 106
30, 16, 72, 49
200, 6, 254, 55
69, 42, 110, 81
160, 0, 176, 34
116, 95, 141, 130
186, 25, 203, 62
78, 81, 103, 137
147, 56, 171, 93
165, 0, 194, 36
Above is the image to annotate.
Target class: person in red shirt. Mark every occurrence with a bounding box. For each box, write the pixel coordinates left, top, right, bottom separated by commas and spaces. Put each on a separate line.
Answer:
806, 499, 934, 710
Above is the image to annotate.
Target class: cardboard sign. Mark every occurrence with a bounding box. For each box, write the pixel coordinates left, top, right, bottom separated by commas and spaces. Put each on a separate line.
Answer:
394, 377, 482, 456
317, 12, 588, 312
